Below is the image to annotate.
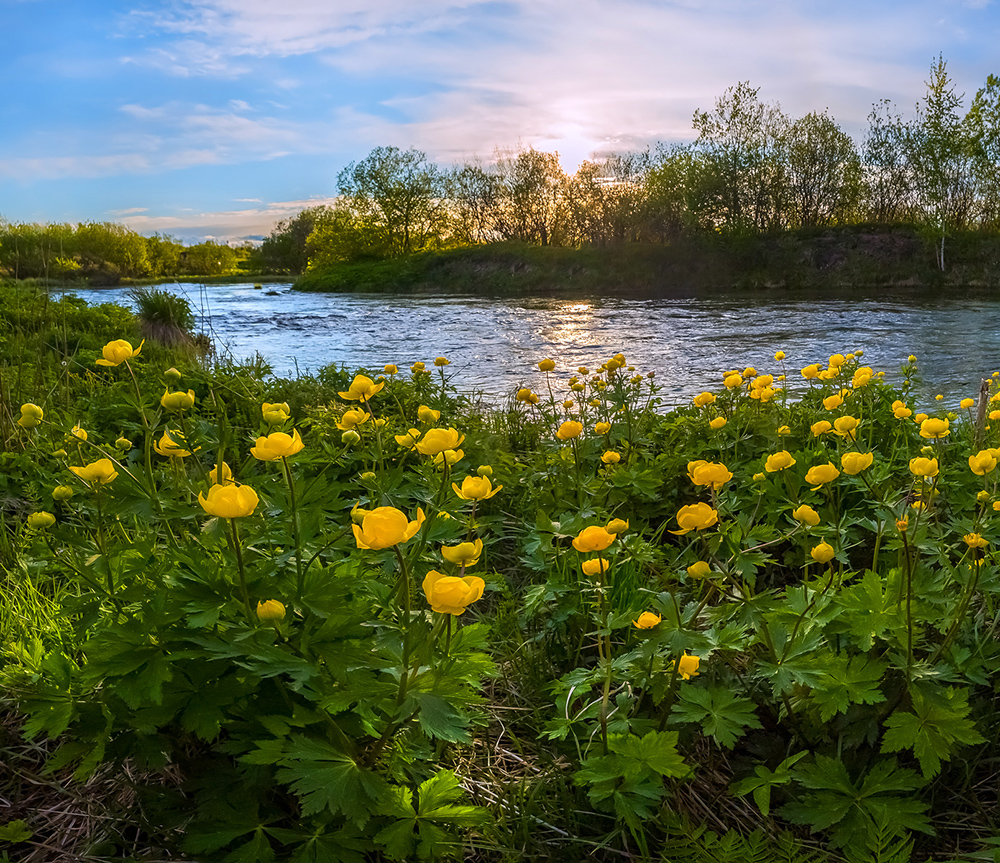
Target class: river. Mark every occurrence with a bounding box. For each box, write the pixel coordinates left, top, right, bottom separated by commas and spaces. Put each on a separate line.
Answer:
64, 282, 1000, 410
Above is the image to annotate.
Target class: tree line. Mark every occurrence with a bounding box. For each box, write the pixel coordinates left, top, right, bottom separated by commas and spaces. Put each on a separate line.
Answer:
259, 57, 999, 275
3, 57, 996, 282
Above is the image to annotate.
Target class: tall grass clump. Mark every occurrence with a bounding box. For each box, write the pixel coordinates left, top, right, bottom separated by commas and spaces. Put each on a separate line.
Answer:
128, 286, 196, 347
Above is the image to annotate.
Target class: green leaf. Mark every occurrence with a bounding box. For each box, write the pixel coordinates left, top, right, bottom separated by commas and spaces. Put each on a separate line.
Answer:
413, 692, 471, 743
730, 751, 808, 817
608, 730, 690, 779
670, 684, 763, 748
881, 686, 987, 777
0, 820, 33, 842
836, 571, 906, 650
809, 653, 888, 722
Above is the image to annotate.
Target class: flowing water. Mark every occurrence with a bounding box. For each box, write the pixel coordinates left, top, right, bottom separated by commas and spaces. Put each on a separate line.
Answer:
65, 282, 1000, 409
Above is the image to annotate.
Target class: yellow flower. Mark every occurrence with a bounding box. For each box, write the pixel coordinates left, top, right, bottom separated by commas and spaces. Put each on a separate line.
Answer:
601, 450, 621, 465
477, 465, 493, 477
935, 394, 944, 401
822, 394, 844, 411
395, 428, 421, 449
209, 462, 233, 485
805, 463, 840, 489
633, 611, 661, 629
774, 350, 786, 361
810, 542, 836, 564
606, 518, 629, 535
908, 354, 917, 363
114, 435, 132, 451
792, 505, 820, 526
969, 450, 998, 476
415, 427, 465, 455
810, 420, 832, 436
434, 356, 451, 367
342, 430, 361, 445
914, 413, 928, 423
743, 366, 757, 378
441, 539, 484, 567
594, 421, 611, 434
801, 364, 821, 380
833, 415, 859, 437
896, 517, 908, 532
95, 338, 143, 367
673, 654, 701, 679
709, 416, 727, 429
991, 410, 1000, 421
686, 561, 711, 578
256, 600, 286, 621
418, 405, 441, 423
841, 451, 874, 475
154, 430, 193, 458
993, 501, 1000, 512
892, 400, 912, 419
693, 391, 716, 407
353, 506, 425, 550
670, 503, 719, 536
961, 398, 975, 409
69, 458, 118, 485
163, 366, 181, 383
753, 472, 766, 482
687, 460, 733, 489
977, 490, 991, 503
336, 409, 370, 431
572, 525, 616, 552
338, 374, 385, 401
251, 429, 305, 460
556, 420, 584, 440
160, 388, 196, 412
538, 358, 556, 371
262, 402, 290, 424
411, 361, 426, 373
68, 425, 88, 443
27, 511, 55, 529
764, 451, 796, 472
433, 449, 464, 467
52, 485, 74, 501
919, 417, 950, 439
582, 557, 610, 576
909, 456, 939, 478
384, 364, 398, 375
723, 373, 743, 389
422, 569, 485, 615
197, 483, 259, 518
17, 403, 43, 428
777, 425, 791, 435
452, 475, 502, 500
963, 533, 989, 548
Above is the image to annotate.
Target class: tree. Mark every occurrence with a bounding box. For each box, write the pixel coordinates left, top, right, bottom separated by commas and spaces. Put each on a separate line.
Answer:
564, 152, 649, 246
337, 147, 448, 257
861, 100, 913, 224
691, 82, 790, 233
489, 145, 568, 246
305, 202, 394, 267
784, 110, 861, 227
256, 206, 334, 273
445, 162, 500, 246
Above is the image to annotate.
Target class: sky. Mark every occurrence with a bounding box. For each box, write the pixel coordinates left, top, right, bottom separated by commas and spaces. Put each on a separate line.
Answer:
1, 0, 998, 244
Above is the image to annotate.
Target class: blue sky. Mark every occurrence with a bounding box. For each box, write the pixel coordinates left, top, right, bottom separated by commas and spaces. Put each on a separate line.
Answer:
1, 0, 998, 243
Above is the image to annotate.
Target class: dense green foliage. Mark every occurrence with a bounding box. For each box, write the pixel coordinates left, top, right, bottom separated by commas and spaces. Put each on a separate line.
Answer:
2, 290, 1000, 862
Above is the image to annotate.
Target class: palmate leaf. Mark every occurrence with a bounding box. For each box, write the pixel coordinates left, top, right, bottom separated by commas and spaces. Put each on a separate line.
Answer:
783, 755, 931, 856
809, 653, 888, 722
835, 571, 906, 650
670, 684, 763, 748
374, 771, 488, 861
274, 735, 389, 824
881, 686, 987, 777
608, 730, 690, 779
730, 751, 808, 817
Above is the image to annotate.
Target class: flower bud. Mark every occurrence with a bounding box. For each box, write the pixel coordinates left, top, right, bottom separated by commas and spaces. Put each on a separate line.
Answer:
360, 471, 377, 483
115, 435, 132, 451
52, 485, 74, 501
256, 599, 286, 621
27, 511, 56, 529
476, 465, 493, 477
163, 367, 182, 384
341, 430, 361, 445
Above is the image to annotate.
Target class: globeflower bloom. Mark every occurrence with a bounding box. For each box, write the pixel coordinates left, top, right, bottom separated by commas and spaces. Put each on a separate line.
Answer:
792, 505, 820, 526
811, 542, 836, 564
572, 525, 616, 552
810, 420, 832, 436
353, 506, 425, 550
594, 421, 611, 434
198, 483, 259, 518
96, 338, 143, 367
441, 539, 484, 567
210, 462, 233, 485
805, 463, 840, 489
969, 450, 998, 476
919, 417, 950, 439
822, 394, 844, 411
686, 561, 711, 578
256, 600, 286, 621
764, 451, 796, 472
556, 420, 584, 441
693, 391, 716, 407
52, 485, 74, 501
601, 451, 621, 465
670, 503, 719, 536
833, 415, 859, 438
633, 611, 662, 630
723, 373, 743, 389
673, 654, 700, 680
27, 511, 56, 529
963, 533, 989, 549
582, 558, 610, 576
154, 430, 194, 458
709, 417, 727, 429
415, 428, 465, 455
892, 400, 913, 419
841, 451, 874, 475
17, 403, 43, 428
336, 409, 370, 431
422, 570, 485, 615
262, 402, 290, 424
909, 456, 939, 478
251, 430, 305, 460
538, 358, 556, 372
606, 518, 629, 534
687, 460, 733, 489
801, 364, 821, 380
160, 389, 196, 412
395, 428, 421, 449
339, 374, 385, 401
452, 475, 502, 500
417, 405, 441, 423
69, 458, 118, 485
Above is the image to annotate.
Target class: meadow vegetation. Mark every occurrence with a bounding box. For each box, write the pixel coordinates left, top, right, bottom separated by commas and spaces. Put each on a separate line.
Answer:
1, 284, 1000, 862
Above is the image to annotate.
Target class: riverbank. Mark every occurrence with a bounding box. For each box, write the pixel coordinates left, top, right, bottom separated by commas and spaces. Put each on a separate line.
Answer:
293, 226, 1000, 295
